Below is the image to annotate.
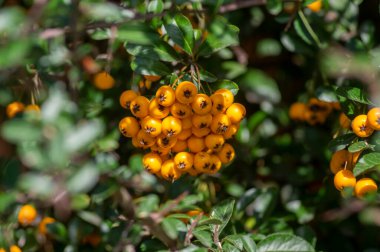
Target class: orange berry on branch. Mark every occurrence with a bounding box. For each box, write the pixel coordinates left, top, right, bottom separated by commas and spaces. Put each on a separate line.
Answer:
141, 116, 162, 137
6, 101, 25, 118
224, 123, 240, 140
161, 159, 182, 181
143, 152, 162, 174
144, 75, 161, 82
367, 107, 380, 130
187, 136, 206, 153
119, 117, 140, 138
171, 102, 193, 119
93, 71, 115, 90
119, 90, 138, 109
136, 130, 156, 148
174, 152, 194, 172
207, 154, 222, 174
330, 149, 350, 174
226, 103, 246, 124
130, 96, 150, 118
18, 204, 37, 226
149, 98, 170, 119
157, 134, 177, 149
191, 94, 212, 115
339, 113, 351, 129
38, 217, 55, 235
214, 88, 234, 108
217, 143, 235, 164
177, 128, 193, 141
210, 93, 226, 115
210, 113, 231, 134
307, 0, 322, 12
205, 134, 225, 152
25, 104, 40, 113
355, 178, 378, 198
156, 85, 176, 107
192, 114, 212, 129
194, 152, 212, 173
162, 116, 182, 137
351, 114, 374, 138
333, 170, 356, 191
175, 81, 198, 104
172, 140, 188, 153
192, 127, 211, 138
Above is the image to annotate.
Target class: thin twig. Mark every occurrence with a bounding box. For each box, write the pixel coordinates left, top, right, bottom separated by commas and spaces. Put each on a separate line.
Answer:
213, 225, 223, 251
184, 212, 204, 246
157, 191, 189, 218
219, 0, 267, 13
297, 10, 323, 48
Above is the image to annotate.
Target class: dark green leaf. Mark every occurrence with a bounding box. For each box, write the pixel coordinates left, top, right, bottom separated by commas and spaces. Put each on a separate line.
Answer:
348, 141, 374, 153
328, 133, 357, 152
71, 194, 91, 210
353, 152, 380, 176
236, 188, 260, 211
336, 86, 373, 105
199, 69, 217, 82
118, 23, 161, 45
210, 199, 235, 235
147, 0, 164, 13
210, 79, 239, 95
131, 56, 170, 76
197, 218, 223, 226
1, 119, 42, 143
293, 17, 313, 45
47, 222, 68, 242
266, 0, 282, 15
161, 217, 186, 239
164, 14, 194, 55
193, 229, 213, 248
78, 211, 103, 226
257, 233, 315, 252
125, 42, 180, 62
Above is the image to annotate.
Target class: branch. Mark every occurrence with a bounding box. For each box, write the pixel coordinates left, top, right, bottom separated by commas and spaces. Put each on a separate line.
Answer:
184, 212, 204, 246
219, 0, 267, 13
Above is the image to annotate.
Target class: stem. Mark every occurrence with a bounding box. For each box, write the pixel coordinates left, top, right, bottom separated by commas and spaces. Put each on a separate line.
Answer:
298, 10, 322, 49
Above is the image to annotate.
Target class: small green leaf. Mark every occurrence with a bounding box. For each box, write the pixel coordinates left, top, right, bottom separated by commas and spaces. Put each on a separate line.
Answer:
164, 14, 194, 55
210, 199, 235, 235
147, 0, 164, 13
353, 152, 380, 176
126, 42, 180, 62
336, 86, 373, 105
71, 194, 91, 210
131, 56, 170, 76
67, 163, 99, 194
257, 233, 315, 252
199, 69, 217, 82
161, 217, 187, 240
1, 119, 42, 143
78, 211, 103, 226
47, 222, 68, 242
210, 80, 239, 95
293, 17, 313, 45
328, 133, 357, 152
348, 141, 374, 153
197, 218, 223, 226
117, 23, 161, 45
193, 229, 213, 248
266, 0, 282, 15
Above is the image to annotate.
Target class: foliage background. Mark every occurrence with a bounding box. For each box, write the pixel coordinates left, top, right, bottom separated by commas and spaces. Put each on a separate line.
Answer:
0, 0, 380, 251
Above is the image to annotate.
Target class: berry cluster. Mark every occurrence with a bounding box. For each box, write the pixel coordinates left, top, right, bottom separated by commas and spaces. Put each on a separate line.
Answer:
6, 102, 40, 118
350, 107, 380, 137
119, 81, 246, 181
289, 98, 339, 125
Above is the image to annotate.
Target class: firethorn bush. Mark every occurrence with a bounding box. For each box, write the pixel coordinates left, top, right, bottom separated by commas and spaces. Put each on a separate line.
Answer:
0, 0, 380, 251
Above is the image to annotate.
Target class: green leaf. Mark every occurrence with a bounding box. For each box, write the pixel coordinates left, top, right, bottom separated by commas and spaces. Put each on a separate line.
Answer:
193, 229, 213, 248
164, 14, 194, 55
348, 141, 374, 153
117, 23, 161, 45
222, 61, 247, 79
198, 16, 239, 56
249, 188, 278, 222
47, 222, 68, 242
64, 120, 104, 153
257, 233, 315, 252
135, 195, 160, 217
1, 119, 42, 143
147, 0, 164, 13
0, 39, 32, 68
0, 192, 16, 213
161, 217, 186, 239
336, 86, 373, 105
353, 152, 380, 176
131, 56, 170, 76
197, 218, 223, 226
78, 211, 103, 226
223, 234, 257, 252
67, 163, 99, 194
125, 42, 180, 62
266, 0, 282, 15
236, 188, 260, 211
71, 194, 91, 210
293, 17, 313, 45
210, 79, 239, 95
199, 69, 217, 82
328, 133, 357, 152
210, 199, 235, 235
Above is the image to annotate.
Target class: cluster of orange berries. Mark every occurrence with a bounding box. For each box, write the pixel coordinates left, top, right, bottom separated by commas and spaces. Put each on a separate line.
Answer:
330, 149, 378, 197
5, 102, 40, 118
289, 98, 339, 125
119, 81, 246, 181
349, 107, 380, 138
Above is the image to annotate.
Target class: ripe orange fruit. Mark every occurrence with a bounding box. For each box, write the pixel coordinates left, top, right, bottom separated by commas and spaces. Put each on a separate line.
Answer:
218, 143, 235, 164
136, 130, 155, 148
289, 102, 307, 121
175, 81, 198, 104
210, 113, 231, 134
38, 217, 55, 235
174, 152, 194, 171
143, 152, 162, 173
205, 134, 225, 152
93, 71, 115, 90
10, 246, 22, 252
130, 96, 150, 118
144, 75, 161, 82
192, 127, 211, 138
119, 90, 138, 109
226, 103, 246, 124
157, 134, 177, 149
339, 113, 351, 129
307, 0, 322, 12
207, 154, 222, 174
351, 114, 374, 138
150, 144, 170, 156
215, 89, 234, 108
25, 104, 40, 112
333, 170, 356, 191
187, 136, 205, 153
172, 140, 188, 153
191, 94, 212, 115
181, 117, 193, 129
156, 86, 176, 107
210, 93, 226, 115
162, 116, 182, 137
354, 178, 378, 197
6, 101, 25, 118
194, 152, 212, 172
161, 159, 182, 181
82, 233, 102, 247
367, 107, 380, 130
192, 114, 212, 129
330, 149, 350, 174
171, 102, 192, 119
141, 116, 162, 137
18, 204, 37, 226
177, 128, 192, 141
119, 117, 140, 138
224, 123, 239, 139
149, 98, 170, 119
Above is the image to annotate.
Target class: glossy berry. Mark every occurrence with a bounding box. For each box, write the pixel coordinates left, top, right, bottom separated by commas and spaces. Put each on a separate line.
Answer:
192, 127, 211, 138
181, 117, 193, 129
136, 130, 155, 148
210, 113, 231, 134
351, 114, 374, 138
25, 104, 40, 112
120, 90, 138, 109
177, 128, 193, 141
191, 94, 212, 115
339, 113, 351, 129
157, 134, 177, 149
334, 170, 356, 191
93, 71, 115, 90
367, 107, 380, 130
18, 204, 37, 226
215, 88, 234, 108
171, 102, 192, 119
218, 143, 235, 164
175, 81, 198, 104
143, 152, 162, 173
144, 75, 161, 82
207, 154, 222, 174
150, 144, 170, 156
119, 117, 140, 138
226, 103, 246, 124
156, 85, 175, 107
307, 0, 322, 12
174, 152, 194, 171
330, 149, 350, 174
187, 136, 205, 153
149, 98, 170, 119
172, 140, 188, 153
130, 96, 150, 118
205, 134, 225, 151
355, 178, 378, 198
38, 217, 55, 235
194, 152, 212, 172
289, 102, 307, 121
210, 93, 226, 115
192, 114, 212, 129
141, 116, 162, 137
161, 159, 182, 181
10, 246, 22, 252
6, 101, 25, 118
224, 123, 239, 139
162, 116, 182, 137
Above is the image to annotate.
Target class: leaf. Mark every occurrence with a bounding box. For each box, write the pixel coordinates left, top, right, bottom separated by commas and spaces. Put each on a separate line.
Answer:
0, 39, 32, 68
336, 86, 373, 105
71, 194, 91, 210
125, 42, 180, 62
1, 119, 42, 143
199, 69, 217, 82
257, 233, 315, 252
78, 211, 103, 226
147, 0, 164, 13
193, 229, 213, 248
353, 152, 380, 176
293, 17, 313, 45
164, 14, 194, 55
210, 80, 239, 95
161, 217, 186, 239
266, 0, 282, 15
131, 56, 170, 76
210, 199, 235, 235
327, 133, 357, 152
67, 163, 99, 194
247, 188, 278, 223
348, 141, 374, 153
117, 22, 161, 45
198, 16, 239, 56
64, 120, 104, 153
223, 234, 257, 252
197, 218, 223, 226
47, 222, 68, 242
236, 188, 260, 211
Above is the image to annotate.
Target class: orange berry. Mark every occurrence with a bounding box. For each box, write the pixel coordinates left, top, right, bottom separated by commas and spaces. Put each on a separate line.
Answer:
25, 104, 40, 112
172, 140, 188, 153
141, 116, 162, 137
214, 89, 234, 108
93, 71, 115, 90
162, 116, 182, 137
143, 152, 162, 173
181, 117, 193, 129
192, 114, 212, 129
156, 86, 175, 107
205, 134, 225, 152
210, 93, 226, 115
194, 152, 212, 173
355, 178, 378, 198
192, 127, 211, 138
149, 98, 170, 119
174, 152, 194, 171
367, 107, 380, 130
38, 217, 55, 235
6, 101, 25, 118
191, 94, 212, 115
161, 159, 182, 181
177, 128, 193, 141
171, 102, 192, 119
334, 170, 356, 191
18, 204, 37, 226
130, 96, 150, 118
224, 123, 239, 139
119, 117, 140, 138
144, 75, 161, 82
330, 149, 350, 174
351, 115, 374, 138
187, 136, 205, 153
339, 113, 351, 129
119, 90, 138, 109
207, 154, 222, 174
217, 143, 235, 164
175, 81, 198, 104
187, 167, 200, 176
136, 130, 155, 148
157, 134, 177, 149
210, 113, 231, 134
226, 103, 246, 124
307, 0, 322, 12
10, 246, 22, 252
150, 144, 170, 156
